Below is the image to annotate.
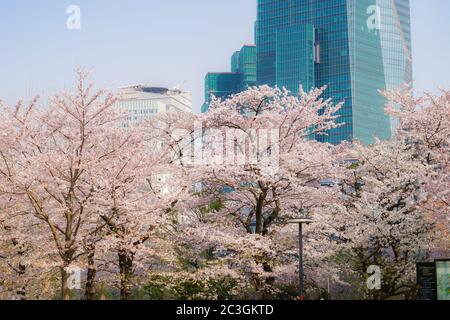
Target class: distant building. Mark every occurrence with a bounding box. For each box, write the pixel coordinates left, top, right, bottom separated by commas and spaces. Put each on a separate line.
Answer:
202, 73, 241, 113
256, 0, 413, 145
233, 45, 258, 91
115, 85, 192, 196
116, 85, 192, 127
202, 44, 257, 113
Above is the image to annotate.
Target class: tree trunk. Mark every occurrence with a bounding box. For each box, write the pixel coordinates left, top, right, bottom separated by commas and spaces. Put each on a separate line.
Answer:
85, 247, 97, 300
255, 190, 267, 235
60, 266, 70, 300
118, 250, 134, 300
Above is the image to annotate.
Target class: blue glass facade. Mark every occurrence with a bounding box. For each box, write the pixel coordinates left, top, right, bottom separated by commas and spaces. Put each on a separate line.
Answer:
256, 0, 412, 145
238, 45, 258, 91
276, 24, 317, 94
202, 73, 241, 113
203, 45, 257, 113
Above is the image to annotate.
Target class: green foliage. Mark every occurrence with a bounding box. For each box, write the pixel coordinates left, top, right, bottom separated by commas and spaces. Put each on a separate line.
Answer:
198, 198, 223, 215
207, 277, 239, 300
144, 274, 240, 300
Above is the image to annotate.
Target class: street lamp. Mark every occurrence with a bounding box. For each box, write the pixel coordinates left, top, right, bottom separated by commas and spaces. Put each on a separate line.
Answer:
288, 218, 314, 300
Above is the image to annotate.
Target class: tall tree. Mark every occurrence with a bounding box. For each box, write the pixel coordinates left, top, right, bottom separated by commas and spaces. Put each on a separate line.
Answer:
330, 140, 437, 299
385, 87, 449, 235
0, 70, 131, 299
179, 86, 347, 296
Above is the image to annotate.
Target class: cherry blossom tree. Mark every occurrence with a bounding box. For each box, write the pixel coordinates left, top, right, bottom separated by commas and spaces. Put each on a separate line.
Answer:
328, 139, 438, 299
1, 68, 447, 301
91, 126, 191, 300
175, 86, 348, 297
0, 70, 153, 299
384, 87, 450, 237
0, 71, 199, 300
201, 86, 344, 235
0, 96, 66, 299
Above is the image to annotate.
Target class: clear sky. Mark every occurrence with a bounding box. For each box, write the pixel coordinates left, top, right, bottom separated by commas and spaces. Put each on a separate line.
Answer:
0, 0, 449, 113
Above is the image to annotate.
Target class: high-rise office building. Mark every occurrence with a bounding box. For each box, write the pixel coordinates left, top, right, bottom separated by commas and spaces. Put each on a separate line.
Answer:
116, 85, 192, 127
202, 73, 241, 113
256, 0, 412, 144
235, 45, 258, 91
202, 45, 257, 113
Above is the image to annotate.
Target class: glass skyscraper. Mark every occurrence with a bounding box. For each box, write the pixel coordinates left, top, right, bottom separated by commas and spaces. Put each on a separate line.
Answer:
202, 45, 257, 113
256, 0, 412, 144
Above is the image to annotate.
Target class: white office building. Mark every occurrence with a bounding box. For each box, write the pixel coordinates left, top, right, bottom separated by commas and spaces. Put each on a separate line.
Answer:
115, 85, 192, 127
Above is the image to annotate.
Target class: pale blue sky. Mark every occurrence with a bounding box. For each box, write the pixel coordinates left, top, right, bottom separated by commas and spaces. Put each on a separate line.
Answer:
0, 0, 449, 112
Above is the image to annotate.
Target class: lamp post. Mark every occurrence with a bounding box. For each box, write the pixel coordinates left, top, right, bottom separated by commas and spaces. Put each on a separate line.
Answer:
288, 218, 313, 300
